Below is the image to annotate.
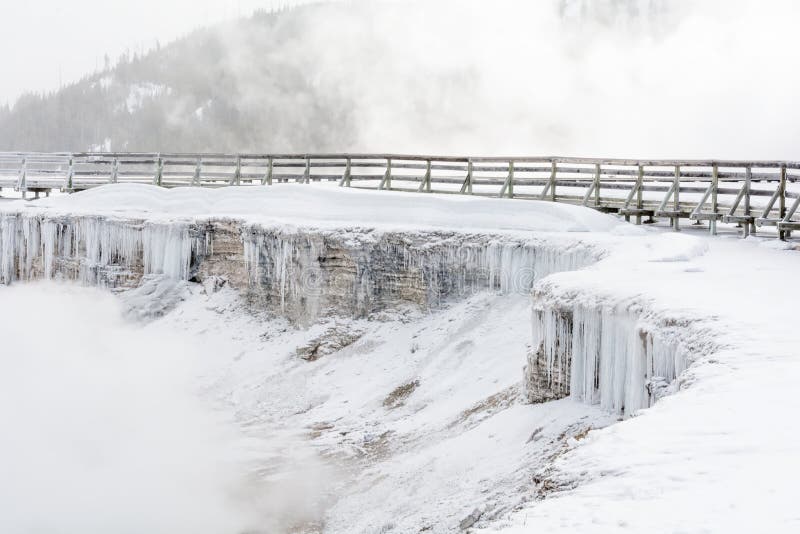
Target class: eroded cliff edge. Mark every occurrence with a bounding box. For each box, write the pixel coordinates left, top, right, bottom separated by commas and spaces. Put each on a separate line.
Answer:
1, 209, 712, 419
0, 212, 598, 324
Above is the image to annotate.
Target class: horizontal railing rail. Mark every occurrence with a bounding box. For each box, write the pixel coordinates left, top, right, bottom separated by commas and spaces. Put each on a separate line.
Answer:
1, 152, 798, 239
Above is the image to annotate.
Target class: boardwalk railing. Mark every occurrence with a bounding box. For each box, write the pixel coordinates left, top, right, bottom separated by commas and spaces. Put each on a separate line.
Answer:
1, 152, 798, 239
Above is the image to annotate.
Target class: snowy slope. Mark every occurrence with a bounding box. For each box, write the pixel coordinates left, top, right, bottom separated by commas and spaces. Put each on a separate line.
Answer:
151, 284, 617, 533
488, 236, 800, 533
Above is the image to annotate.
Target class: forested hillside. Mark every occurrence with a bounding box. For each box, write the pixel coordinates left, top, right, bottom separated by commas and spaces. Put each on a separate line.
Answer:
0, 7, 357, 153
0, 0, 669, 153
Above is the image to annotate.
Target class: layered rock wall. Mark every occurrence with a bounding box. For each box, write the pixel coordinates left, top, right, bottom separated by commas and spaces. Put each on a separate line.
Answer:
0, 212, 598, 324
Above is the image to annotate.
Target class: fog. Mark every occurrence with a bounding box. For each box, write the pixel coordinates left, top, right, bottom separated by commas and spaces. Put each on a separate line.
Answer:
215, 0, 797, 157
0, 283, 328, 533
0, 0, 313, 106
2, 0, 798, 158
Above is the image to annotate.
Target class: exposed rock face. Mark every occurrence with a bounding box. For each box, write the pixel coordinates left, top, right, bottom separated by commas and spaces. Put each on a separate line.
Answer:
295, 325, 365, 362
0, 212, 598, 324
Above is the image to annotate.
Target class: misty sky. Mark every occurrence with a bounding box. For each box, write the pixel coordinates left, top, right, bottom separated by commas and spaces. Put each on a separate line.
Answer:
0, 0, 310, 105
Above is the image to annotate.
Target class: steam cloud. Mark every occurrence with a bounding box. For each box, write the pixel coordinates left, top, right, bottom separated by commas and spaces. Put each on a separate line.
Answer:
3, 0, 797, 158
214, 0, 800, 158
0, 283, 329, 533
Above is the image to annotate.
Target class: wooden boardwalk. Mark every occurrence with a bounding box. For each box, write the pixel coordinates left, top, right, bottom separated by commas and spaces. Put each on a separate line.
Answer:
1, 152, 798, 239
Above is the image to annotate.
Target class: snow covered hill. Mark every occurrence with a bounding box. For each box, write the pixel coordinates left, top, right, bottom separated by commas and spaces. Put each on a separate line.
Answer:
0, 1, 674, 155
1, 184, 798, 533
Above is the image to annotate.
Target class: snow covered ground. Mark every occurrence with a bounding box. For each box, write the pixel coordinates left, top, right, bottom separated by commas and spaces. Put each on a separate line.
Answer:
145, 282, 618, 533
488, 235, 800, 534
1, 184, 799, 533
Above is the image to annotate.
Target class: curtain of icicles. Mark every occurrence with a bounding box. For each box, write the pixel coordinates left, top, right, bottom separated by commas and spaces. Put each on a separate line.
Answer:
0, 214, 198, 285
532, 300, 689, 417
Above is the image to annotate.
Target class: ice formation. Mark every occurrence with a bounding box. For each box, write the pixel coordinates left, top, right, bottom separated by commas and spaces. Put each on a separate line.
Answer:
529, 295, 692, 417
0, 213, 201, 286
1, 208, 697, 417
243, 227, 600, 315
1, 212, 600, 319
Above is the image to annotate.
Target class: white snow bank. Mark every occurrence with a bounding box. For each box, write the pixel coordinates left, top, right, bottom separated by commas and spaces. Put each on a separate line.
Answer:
645, 232, 708, 262
491, 237, 800, 533
6, 183, 622, 234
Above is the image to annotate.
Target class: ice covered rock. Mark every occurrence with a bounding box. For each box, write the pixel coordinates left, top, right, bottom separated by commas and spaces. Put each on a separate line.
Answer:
0, 212, 599, 324
525, 289, 701, 417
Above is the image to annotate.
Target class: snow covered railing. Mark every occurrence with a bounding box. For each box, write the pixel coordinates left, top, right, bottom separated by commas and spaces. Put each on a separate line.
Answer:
1, 152, 799, 239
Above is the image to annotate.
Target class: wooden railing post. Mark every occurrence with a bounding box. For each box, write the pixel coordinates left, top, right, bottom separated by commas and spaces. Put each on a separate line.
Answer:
17, 157, 27, 198
193, 157, 202, 186
594, 163, 601, 207
743, 165, 752, 237
66, 156, 74, 192
673, 165, 681, 231
507, 161, 515, 198
110, 157, 119, 184
539, 161, 557, 201
232, 156, 242, 185
710, 163, 719, 235
782, 184, 800, 239
418, 160, 432, 193
263, 156, 273, 185
338, 157, 351, 187
499, 161, 514, 198
778, 164, 787, 240
379, 158, 392, 190
779, 164, 787, 219
303, 156, 310, 184
154, 155, 163, 186
635, 164, 644, 224
460, 160, 473, 194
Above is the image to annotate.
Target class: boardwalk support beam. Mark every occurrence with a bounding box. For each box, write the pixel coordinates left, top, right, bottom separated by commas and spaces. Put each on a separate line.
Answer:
460, 160, 473, 194
339, 157, 352, 187
499, 162, 515, 198
418, 160, 432, 193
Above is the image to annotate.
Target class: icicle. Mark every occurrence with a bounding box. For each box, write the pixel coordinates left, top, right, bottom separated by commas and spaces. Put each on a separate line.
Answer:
142, 223, 193, 280
0, 213, 204, 286
531, 297, 691, 418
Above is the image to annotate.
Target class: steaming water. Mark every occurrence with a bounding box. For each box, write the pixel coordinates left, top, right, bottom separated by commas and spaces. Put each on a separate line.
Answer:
0, 283, 258, 533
